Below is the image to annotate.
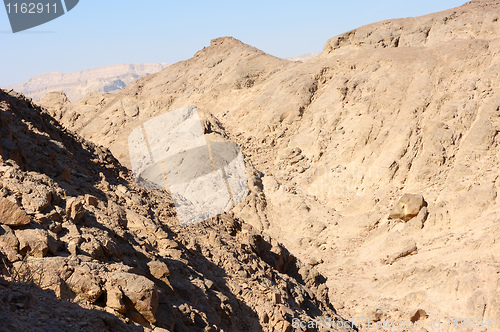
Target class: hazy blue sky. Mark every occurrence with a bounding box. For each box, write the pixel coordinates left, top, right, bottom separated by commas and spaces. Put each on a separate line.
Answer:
1, 0, 466, 86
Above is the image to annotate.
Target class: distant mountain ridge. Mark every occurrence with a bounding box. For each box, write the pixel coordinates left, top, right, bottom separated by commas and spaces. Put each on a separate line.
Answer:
5, 63, 169, 102
285, 52, 320, 62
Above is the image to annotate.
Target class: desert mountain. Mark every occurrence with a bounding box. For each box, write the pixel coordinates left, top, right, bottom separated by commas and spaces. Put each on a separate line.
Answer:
5, 63, 169, 102
41, 0, 500, 328
0, 89, 352, 331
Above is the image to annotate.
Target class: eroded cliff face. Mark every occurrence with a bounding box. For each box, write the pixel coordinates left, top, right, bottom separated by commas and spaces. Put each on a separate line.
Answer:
6, 63, 170, 102
39, 0, 500, 329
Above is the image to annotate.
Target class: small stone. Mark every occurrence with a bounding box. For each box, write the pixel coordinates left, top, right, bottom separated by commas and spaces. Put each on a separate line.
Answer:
122, 99, 140, 118
106, 287, 126, 313
147, 260, 170, 280
369, 308, 384, 322
0, 225, 21, 261
116, 185, 128, 194
158, 238, 179, 250
66, 267, 103, 303
204, 279, 214, 290
389, 194, 427, 221
47, 209, 62, 222
152, 328, 170, 332
0, 197, 31, 226
110, 272, 159, 323
49, 222, 63, 234
258, 311, 269, 324
85, 195, 98, 207
68, 241, 78, 256
306, 257, 323, 267
410, 309, 427, 322
0, 225, 18, 248
66, 197, 84, 222
271, 292, 281, 304
34, 214, 46, 223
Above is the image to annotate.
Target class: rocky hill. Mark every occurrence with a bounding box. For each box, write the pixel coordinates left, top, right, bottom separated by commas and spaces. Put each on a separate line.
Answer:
5, 63, 169, 102
40, 0, 500, 329
0, 89, 352, 331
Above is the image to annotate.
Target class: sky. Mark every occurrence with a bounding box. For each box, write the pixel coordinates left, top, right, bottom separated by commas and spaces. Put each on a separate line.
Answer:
1, 0, 467, 86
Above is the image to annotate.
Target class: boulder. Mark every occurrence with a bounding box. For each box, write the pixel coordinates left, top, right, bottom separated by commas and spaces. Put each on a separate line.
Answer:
79, 236, 104, 258
0, 197, 31, 226
85, 194, 98, 207
78, 230, 120, 259
66, 266, 103, 303
22, 194, 50, 214
147, 260, 170, 280
0, 225, 19, 248
125, 210, 156, 231
106, 286, 126, 313
66, 197, 84, 222
389, 194, 427, 221
0, 225, 21, 262
110, 272, 158, 323
122, 98, 139, 117
14, 228, 57, 257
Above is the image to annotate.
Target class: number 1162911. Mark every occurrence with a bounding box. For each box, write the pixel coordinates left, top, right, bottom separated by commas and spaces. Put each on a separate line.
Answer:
5, 2, 57, 14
